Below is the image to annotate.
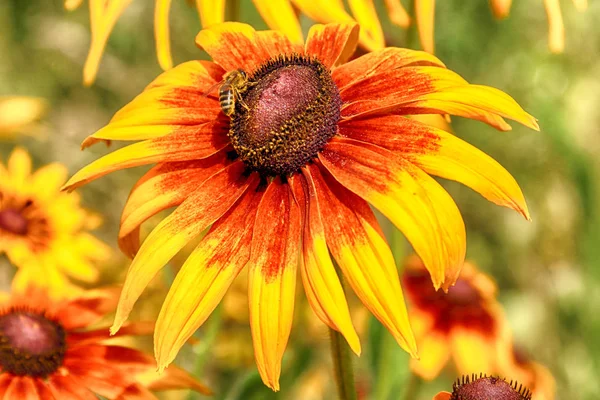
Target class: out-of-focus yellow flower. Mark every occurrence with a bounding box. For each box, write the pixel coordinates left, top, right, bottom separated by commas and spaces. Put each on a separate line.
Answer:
0, 147, 110, 297
0, 283, 211, 398
68, 0, 414, 85
0, 96, 47, 139
490, 0, 588, 53
402, 256, 513, 380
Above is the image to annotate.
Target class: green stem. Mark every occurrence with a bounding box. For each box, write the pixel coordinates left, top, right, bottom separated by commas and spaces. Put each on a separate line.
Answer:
329, 326, 357, 400
403, 373, 422, 400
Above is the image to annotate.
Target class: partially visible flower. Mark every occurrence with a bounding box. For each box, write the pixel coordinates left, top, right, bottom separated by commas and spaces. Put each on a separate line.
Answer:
67, 0, 409, 85
402, 256, 511, 380
0, 284, 210, 399
433, 374, 532, 400
498, 346, 556, 400
64, 22, 537, 390
490, 0, 588, 53
0, 96, 47, 139
0, 147, 110, 297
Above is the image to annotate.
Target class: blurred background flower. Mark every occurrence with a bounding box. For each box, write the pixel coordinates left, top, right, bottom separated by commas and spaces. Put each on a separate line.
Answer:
0, 96, 47, 139
1, 1, 599, 399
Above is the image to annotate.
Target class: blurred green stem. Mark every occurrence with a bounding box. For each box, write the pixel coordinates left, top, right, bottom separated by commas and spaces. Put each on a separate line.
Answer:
329, 326, 357, 400
330, 267, 357, 400
403, 373, 422, 400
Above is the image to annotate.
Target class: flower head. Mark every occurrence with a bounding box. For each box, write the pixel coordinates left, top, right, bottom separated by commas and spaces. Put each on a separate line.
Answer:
64, 22, 537, 390
0, 284, 210, 399
402, 256, 511, 380
0, 148, 110, 297
433, 374, 532, 400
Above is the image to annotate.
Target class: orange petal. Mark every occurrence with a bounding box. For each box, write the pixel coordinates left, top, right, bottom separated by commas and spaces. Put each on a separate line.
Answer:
144, 364, 212, 395
254, 30, 304, 58
248, 178, 301, 390
544, 0, 565, 53
194, 0, 225, 27
305, 23, 360, 69
81, 60, 225, 148
289, 174, 361, 354
67, 321, 155, 346
252, 0, 304, 45
415, 0, 435, 54
48, 374, 97, 399
118, 153, 230, 257
62, 123, 229, 191
410, 331, 451, 380
489, 0, 512, 19
384, 0, 411, 28
3, 376, 38, 400
332, 47, 446, 89
340, 66, 539, 131
195, 22, 275, 72
64, 357, 131, 398
306, 163, 417, 356
339, 115, 530, 220
110, 162, 258, 334
348, 0, 385, 50
114, 384, 154, 400
320, 137, 465, 290
155, 0, 174, 70
433, 392, 452, 400
84, 0, 134, 86
56, 287, 121, 330
154, 188, 261, 370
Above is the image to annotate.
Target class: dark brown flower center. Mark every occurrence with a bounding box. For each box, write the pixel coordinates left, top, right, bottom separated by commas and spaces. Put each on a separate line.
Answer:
402, 269, 495, 334
451, 375, 532, 400
229, 54, 341, 177
0, 208, 28, 235
0, 311, 66, 377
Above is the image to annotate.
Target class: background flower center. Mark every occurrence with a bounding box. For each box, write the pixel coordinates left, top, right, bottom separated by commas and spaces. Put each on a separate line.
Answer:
0, 311, 66, 377
0, 208, 28, 235
229, 54, 341, 177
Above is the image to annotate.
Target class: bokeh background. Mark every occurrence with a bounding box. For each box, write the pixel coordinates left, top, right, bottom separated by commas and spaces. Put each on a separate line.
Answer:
1, 1, 599, 399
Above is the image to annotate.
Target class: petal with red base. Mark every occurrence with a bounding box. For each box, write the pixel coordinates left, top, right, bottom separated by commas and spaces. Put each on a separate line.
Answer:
63, 125, 229, 191
290, 174, 361, 355
320, 137, 465, 290
332, 47, 445, 90
48, 374, 97, 400
3, 376, 39, 400
118, 152, 230, 258
305, 23, 359, 69
339, 115, 530, 219
339, 66, 539, 131
56, 287, 121, 330
111, 162, 259, 334
154, 188, 261, 370
306, 163, 417, 356
196, 23, 288, 72
248, 178, 301, 391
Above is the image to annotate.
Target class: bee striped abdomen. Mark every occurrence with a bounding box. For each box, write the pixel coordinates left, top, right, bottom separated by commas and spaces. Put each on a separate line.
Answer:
219, 84, 235, 116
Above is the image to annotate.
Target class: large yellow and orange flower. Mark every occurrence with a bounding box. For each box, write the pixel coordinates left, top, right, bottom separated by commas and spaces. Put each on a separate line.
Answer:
402, 256, 513, 380
64, 22, 537, 389
0, 148, 111, 297
0, 284, 210, 399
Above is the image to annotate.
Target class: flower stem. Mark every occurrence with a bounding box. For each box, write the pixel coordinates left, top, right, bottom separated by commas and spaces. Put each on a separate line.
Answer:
329, 326, 357, 400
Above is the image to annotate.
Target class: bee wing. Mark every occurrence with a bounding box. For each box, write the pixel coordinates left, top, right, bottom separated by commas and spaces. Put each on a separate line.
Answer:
201, 80, 223, 97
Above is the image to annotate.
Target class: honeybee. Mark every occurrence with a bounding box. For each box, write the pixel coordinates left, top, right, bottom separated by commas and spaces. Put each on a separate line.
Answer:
203, 69, 253, 117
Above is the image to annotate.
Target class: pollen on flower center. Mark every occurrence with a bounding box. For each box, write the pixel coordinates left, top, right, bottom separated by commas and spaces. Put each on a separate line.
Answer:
451, 375, 532, 400
0, 208, 28, 235
0, 311, 67, 377
229, 54, 341, 177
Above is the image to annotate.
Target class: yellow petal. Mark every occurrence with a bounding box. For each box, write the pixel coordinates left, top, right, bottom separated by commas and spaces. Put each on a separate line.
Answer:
252, 0, 303, 44
410, 331, 451, 380
84, 0, 134, 86
290, 174, 361, 355
155, 189, 260, 370
155, 0, 174, 70
65, 0, 84, 11
415, 0, 435, 54
451, 328, 496, 374
195, 0, 225, 27
544, 0, 565, 53
347, 0, 385, 50
7, 147, 32, 184
384, 0, 411, 28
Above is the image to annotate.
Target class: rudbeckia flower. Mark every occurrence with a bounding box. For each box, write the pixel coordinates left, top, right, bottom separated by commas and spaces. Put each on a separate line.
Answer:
0, 284, 210, 398
402, 256, 513, 380
64, 22, 538, 389
433, 374, 532, 400
0, 96, 47, 139
490, 0, 587, 53
0, 148, 111, 297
